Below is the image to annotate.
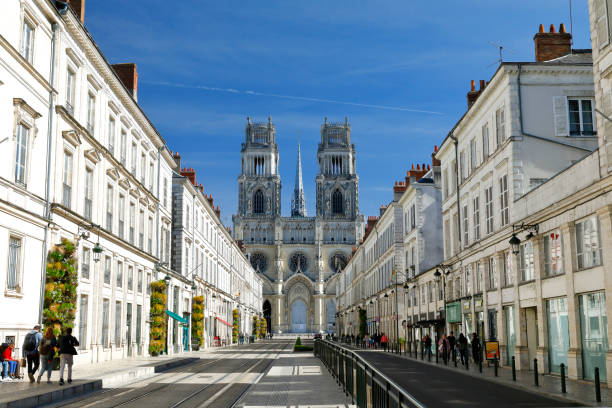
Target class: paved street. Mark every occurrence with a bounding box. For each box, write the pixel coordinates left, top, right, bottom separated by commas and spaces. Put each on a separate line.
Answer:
51, 341, 288, 408
356, 351, 583, 408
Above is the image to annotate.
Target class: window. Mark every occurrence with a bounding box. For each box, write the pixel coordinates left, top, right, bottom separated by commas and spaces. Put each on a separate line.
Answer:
108, 116, 115, 153
84, 168, 93, 220
128, 266, 134, 291
459, 150, 466, 182
544, 231, 563, 276
118, 194, 125, 239
253, 190, 264, 214
129, 203, 135, 244
149, 162, 154, 190
473, 196, 480, 240
568, 99, 595, 136
116, 261, 123, 288
163, 178, 168, 208
185, 205, 190, 230
131, 142, 137, 175
20, 19, 34, 63
495, 107, 506, 146
482, 123, 490, 159
410, 204, 416, 229
488, 257, 497, 290
470, 138, 477, 171
136, 304, 142, 345
503, 251, 513, 286
120, 130, 127, 165
15, 124, 29, 186
428, 281, 434, 302
332, 189, 344, 214
576, 216, 602, 269
78, 295, 88, 349
148, 217, 153, 253
443, 169, 449, 199
101, 299, 110, 347
140, 153, 146, 184
465, 266, 472, 295
147, 273, 152, 295
485, 186, 494, 234
62, 151, 73, 207
476, 262, 483, 293
499, 175, 509, 226
104, 256, 111, 284
463, 204, 469, 245
115, 301, 122, 347
138, 270, 143, 293
421, 285, 426, 304
7, 236, 22, 291
66, 68, 76, 114
106, 185, 113, 231
139, 210, 144, 249
86, 93, 95, 134
81, 248, 90, 280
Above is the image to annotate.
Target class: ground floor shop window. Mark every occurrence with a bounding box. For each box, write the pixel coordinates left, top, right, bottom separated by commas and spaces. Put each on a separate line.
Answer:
580, 292, 608, 381
463, 313, 472, 340
504, 305, 516, 365
488, 309, 498, 340
547, 297, 569, 373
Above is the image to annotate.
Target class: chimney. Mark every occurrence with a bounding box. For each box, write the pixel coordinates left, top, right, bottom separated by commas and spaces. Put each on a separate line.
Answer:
215, 205, 221, 219
68, 0, 85, 23
180, 167, 196, 185
431, 145, 441, 167
393, 181, 407, 201
379, 205, 387, 217
111, 63, 138, 101
534, 23, 572, 62
173, 152, 181, 171
467, 80, 487, 108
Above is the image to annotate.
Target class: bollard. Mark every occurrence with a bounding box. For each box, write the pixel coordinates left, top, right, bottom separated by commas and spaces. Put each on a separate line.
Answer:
534, 358, 539, 387
512, 356, 516, 381
435, 344, 439, 364
466, 355, 469, 371
494, 356, 498, 377
428, 347, 431, 362
595, 367, 602, 402
560, 363, 566, 393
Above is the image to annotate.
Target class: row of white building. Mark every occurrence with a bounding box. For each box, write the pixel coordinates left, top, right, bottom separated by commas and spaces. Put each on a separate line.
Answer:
336, 4, 612, 387
0, 0, 262, 364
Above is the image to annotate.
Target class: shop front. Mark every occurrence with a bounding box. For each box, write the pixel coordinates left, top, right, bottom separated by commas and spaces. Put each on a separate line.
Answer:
546, 297, 569, 374
579, 291, 608, 381
446, 301, 462, 335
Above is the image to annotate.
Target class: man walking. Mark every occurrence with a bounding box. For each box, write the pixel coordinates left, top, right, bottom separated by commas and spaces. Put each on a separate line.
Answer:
58, 327, 79, 385
448, 331, 456, 362
471, 332, 481, 365
22, 324, 42, 382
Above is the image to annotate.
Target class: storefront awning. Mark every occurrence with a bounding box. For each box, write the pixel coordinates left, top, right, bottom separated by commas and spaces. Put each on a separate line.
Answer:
215, 316, 232, 327
166, 310, 188, 324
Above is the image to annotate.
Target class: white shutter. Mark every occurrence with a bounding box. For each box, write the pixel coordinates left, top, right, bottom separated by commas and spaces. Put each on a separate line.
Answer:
597, 0, 611, 48
553, 96, 569, 136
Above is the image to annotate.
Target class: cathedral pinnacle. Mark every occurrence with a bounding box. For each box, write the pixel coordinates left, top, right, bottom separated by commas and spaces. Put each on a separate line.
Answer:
291, 142, 307, 217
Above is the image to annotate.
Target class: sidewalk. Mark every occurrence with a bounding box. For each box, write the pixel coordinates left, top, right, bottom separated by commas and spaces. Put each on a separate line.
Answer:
237, 341, 356, 408
343, 342, 609, 407
0, 342, 242, 408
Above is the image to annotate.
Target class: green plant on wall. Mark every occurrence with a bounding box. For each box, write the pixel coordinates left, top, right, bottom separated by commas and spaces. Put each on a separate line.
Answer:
43, 239, 78, 336
149, 280, 167, 356
192, 295, 204, 350
260, 317, 267, 338
359, 308, 367, 339
252, 316, 260, 340
232, 309, 239, 343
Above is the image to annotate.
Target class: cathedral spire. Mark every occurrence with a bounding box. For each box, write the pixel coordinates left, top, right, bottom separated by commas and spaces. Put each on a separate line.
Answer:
291, 142, 307, 217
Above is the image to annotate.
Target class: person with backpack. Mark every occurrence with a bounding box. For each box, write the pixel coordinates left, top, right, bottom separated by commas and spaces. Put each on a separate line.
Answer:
58, 327, 79, 385
37, 327, 58, 384
22, 324, 43, 382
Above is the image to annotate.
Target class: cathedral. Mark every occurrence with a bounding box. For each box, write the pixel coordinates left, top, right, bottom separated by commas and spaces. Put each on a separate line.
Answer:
232, 117, 364, 333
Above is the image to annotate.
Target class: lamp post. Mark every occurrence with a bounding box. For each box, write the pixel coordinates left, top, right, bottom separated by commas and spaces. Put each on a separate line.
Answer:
434, 264, 452, 333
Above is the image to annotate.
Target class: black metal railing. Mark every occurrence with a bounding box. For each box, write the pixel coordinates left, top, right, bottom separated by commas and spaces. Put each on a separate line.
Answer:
315, 339, 424, 408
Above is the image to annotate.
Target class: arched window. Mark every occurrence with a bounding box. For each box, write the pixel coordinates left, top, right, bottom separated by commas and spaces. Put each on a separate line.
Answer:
253, 190, 264, 214
332, 189, 343, 214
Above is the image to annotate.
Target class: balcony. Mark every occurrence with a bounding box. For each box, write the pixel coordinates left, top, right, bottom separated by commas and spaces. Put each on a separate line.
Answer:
62, 184, 71, 208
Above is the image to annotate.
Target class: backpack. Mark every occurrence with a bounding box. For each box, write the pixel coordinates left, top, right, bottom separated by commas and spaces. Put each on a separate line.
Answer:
0, 343, 8, 361
23, 332, 37, 352
39, 338, 52, 355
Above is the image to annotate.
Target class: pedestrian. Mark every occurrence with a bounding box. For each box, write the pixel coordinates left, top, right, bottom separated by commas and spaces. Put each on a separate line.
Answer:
438, 334, 450, 364
448, 331, 456, 362
37, 327, 57, 384
364, 334, 370, 349
380, 333, 388, 351
58, 327, 79, 385
369, 334, 374, 349
1, 342, 18, 382
22, 324, 43, 382
458, 333, 468, 365
425, 334, 432, 359
471, 332, 481, 365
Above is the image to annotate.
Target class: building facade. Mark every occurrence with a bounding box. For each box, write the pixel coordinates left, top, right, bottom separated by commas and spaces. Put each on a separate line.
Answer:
233, 117, 364, 333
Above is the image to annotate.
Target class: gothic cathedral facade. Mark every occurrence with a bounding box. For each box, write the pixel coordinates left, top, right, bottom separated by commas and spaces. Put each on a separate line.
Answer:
233, 117, 364, 333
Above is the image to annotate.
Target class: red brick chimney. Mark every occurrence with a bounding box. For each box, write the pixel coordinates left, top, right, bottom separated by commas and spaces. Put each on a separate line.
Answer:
111, 63, 138, 101
215, 205, 221, 219
534, 23, 572, 62
180, 167, 196, 185
432, 145, 441, 168
467, 80, 487, 108
173, 151, 181, 171
68, 0, 85, 23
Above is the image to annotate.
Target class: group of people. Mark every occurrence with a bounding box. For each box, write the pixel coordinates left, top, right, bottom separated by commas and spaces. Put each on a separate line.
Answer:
433, 331, 482, 366
1, 324, 79, 385
341, 332, 390, 351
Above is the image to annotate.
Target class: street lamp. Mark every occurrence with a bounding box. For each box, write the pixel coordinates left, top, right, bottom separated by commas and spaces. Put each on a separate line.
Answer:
92, 241, 103, 263
509, 234, 521, 255
509, 223, 539, 255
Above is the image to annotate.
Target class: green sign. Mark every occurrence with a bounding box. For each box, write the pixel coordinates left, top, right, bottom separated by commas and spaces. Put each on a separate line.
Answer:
446, 302, 461, 323
166, 310, 188, 324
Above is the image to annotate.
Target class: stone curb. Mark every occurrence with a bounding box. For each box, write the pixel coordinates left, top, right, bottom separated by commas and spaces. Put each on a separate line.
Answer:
0, 380, 102, 408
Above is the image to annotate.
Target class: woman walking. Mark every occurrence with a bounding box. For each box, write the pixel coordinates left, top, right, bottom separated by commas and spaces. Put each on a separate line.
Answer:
58, 328, 79, 385
458, 333, 468, 365
37, 327, 57, 384
438, 334, 450, 364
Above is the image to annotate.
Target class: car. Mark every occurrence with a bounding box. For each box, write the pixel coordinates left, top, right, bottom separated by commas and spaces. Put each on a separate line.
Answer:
313, 333, 322, 340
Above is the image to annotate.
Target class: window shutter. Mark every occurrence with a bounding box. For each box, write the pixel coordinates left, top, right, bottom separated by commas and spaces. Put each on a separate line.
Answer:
598, 0, 611, 48
553, 96, 569, 136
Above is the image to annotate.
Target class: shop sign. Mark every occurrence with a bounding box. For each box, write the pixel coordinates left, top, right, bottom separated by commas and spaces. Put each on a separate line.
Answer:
474, 297, 483, 308
463, 301, 471, 311
485, 341, 500, 361
446, 302, 461, 323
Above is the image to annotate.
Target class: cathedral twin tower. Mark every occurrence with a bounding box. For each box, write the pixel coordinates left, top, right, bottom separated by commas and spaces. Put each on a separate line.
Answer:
232, 117, 364, 334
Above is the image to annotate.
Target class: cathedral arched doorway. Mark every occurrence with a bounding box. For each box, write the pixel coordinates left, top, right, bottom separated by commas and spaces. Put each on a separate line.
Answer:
291, 300, 307, 333
263, 300, 272, 334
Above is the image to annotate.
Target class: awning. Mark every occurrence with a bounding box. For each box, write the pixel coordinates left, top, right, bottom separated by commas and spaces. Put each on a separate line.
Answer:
166, 310, 188, 324
215, 317, 232, 327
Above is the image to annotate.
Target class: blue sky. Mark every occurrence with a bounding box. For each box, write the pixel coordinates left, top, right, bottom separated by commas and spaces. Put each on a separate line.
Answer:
87, 0, 591, 226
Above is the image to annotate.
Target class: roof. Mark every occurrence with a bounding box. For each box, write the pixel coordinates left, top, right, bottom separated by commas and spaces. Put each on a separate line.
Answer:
544, 49, 592, 64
